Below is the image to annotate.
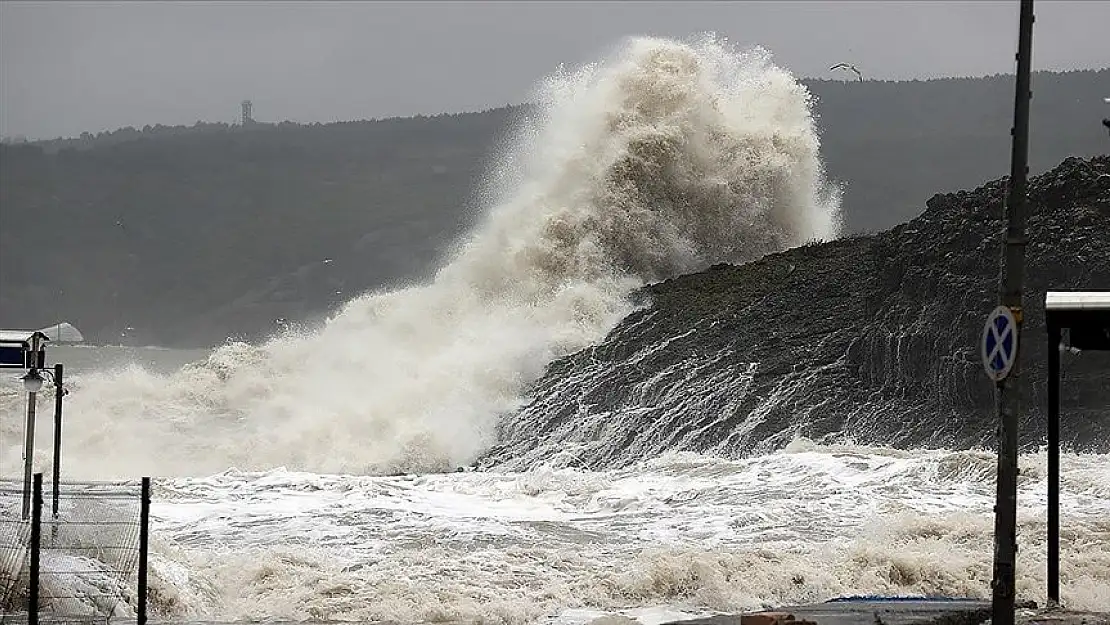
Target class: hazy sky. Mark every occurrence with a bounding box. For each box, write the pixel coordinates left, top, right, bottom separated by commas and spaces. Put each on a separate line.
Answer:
2, 1, 1108, 140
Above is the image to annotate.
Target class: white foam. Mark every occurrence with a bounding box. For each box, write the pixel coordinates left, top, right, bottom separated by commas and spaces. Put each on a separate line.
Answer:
0, 34, 839, 480
133, 444, 1110, 623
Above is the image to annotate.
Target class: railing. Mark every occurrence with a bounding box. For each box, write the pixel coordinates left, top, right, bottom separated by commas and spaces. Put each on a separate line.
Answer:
0, 475, 150, 625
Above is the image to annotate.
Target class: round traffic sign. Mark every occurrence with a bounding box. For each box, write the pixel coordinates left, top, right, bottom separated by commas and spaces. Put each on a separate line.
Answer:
982, 305, 1019, 382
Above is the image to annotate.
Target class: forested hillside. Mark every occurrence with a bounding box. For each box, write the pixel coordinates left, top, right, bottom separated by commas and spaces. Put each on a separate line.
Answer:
1, 70, 1106, 347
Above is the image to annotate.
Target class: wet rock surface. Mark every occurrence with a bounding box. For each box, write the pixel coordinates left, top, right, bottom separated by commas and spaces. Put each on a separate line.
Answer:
483, 156, 1110, 470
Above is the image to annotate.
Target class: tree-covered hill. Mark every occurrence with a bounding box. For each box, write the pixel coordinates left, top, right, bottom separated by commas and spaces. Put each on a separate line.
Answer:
1, 70, 1106, 347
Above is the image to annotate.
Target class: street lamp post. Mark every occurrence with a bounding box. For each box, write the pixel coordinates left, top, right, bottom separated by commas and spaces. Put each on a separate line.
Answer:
21, 365, 45, 520
1, 329, 66, 520
18, 364, 65, 521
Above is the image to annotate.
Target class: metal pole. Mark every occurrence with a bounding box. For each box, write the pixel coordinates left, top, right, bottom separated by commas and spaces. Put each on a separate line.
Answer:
991, 1, 1035, 624
1047, 322, 1060, 605
138, 476, 151, 625
52, 363, 64, 519
29, 472, 43, 625
22, 389, 38, 521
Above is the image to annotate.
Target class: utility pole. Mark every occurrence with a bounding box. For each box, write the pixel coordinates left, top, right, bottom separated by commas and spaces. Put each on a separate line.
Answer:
991, 1, 1034, 624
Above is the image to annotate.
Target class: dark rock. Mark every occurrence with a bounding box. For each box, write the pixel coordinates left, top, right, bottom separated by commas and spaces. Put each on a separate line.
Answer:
482, 156, 1110, 470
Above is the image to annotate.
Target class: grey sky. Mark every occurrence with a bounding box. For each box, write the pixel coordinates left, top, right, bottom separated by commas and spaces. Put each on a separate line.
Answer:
2, 1, 1108, 140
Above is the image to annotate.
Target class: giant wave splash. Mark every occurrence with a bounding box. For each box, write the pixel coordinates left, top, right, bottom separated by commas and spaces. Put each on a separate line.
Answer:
2, 35, 839, 479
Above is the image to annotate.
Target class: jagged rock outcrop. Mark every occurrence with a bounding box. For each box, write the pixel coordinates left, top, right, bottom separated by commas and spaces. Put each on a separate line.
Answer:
482, 156, 1110, 470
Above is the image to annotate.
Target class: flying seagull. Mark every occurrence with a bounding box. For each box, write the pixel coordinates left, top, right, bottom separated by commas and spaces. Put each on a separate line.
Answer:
829, 62, 863, 82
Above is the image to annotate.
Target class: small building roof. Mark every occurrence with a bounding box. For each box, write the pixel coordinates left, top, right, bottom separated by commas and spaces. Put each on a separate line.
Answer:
1045, 291, 1110, 311
0, 322, 83, 345
0, 330, 50, 345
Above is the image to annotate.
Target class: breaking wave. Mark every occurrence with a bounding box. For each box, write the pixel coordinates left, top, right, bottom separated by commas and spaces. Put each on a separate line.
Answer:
1, 35, 839, 479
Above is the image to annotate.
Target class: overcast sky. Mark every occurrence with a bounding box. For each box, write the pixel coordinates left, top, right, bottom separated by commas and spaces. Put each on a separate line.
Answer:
2, 1, 1108, 140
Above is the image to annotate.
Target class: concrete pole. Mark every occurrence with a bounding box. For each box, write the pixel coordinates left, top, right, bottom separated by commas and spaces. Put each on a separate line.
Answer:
991, 1, 1034, 624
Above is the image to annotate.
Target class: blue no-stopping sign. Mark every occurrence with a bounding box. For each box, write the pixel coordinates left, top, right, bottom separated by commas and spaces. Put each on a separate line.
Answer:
982, 305, 1019, 382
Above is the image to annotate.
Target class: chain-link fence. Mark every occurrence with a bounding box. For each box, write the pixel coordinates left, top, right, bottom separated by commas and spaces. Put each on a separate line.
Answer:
0, 475, 150, 625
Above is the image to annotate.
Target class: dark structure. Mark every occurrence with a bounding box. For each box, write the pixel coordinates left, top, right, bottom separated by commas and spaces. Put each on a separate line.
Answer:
0, 331, 46, 369
1044, 291, 1110, 606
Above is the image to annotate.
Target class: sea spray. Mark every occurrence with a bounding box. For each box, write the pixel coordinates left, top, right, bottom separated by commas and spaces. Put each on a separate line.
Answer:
1, 35, 840, 479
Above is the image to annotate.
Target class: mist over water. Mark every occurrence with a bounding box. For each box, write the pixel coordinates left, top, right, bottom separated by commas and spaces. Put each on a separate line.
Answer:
2, 36, 839, 479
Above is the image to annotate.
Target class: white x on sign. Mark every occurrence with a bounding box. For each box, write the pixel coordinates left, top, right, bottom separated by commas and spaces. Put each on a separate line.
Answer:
982, 306, 1019, 382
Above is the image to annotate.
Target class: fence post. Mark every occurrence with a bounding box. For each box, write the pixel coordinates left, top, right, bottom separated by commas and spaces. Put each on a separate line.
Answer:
138, 476, 151, 625
30, 473, 43, 625
52, 363, 64, 519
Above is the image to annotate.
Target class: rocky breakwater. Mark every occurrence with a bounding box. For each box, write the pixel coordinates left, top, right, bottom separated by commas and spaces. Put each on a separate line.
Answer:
482, 155, 1110, 470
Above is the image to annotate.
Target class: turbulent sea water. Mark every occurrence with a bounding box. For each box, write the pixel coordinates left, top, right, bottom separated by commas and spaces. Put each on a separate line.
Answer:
143, 445, 1110, 623
1, 35, 1108, 623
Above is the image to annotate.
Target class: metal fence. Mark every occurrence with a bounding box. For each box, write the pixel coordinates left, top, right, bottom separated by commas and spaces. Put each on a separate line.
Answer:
0, 475, 150, 625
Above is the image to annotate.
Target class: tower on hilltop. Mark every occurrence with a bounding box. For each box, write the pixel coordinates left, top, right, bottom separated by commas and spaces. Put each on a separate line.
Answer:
241, 100, 254, 126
